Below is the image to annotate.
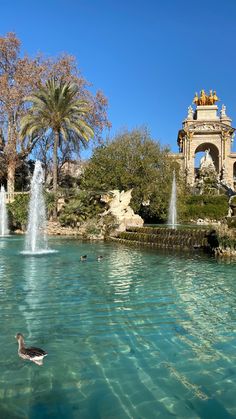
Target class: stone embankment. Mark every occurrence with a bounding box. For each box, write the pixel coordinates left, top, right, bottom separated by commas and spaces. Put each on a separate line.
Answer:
46, 221, 80, 236
42, 222, 236, 259
208, 226, 236, 258
214, 247, 236, 258
110, 226, 211, 250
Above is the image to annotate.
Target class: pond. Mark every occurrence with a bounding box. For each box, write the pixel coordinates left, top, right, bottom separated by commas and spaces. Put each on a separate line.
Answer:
0, 236, 235, 418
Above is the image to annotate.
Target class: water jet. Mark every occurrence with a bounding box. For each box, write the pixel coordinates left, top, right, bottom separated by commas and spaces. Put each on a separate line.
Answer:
168, 171, 177, 229
0, 185, 9, 236
22, 160, 56, 255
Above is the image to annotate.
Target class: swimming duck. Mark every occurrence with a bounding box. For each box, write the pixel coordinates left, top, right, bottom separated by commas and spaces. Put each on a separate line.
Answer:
80, 255, 87, 261
16, 333, 47, 366
97, 255, 103, 261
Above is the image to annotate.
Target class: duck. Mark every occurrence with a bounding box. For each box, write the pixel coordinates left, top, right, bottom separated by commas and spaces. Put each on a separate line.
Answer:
97, 255, 103, 261
15, 333, 47, 366
80, 255, 87, 261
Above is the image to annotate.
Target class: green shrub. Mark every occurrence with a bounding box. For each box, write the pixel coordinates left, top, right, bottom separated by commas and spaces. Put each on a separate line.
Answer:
227, 217, 236, 228
102, 213, 118, 238
59, 191, 105, 227
8, 194, 30, 230
8, 191, 56, 230
230, 196, 236, 206
44, 191, 56, 219
83, 221, 101, 238
180, 194, 228, 221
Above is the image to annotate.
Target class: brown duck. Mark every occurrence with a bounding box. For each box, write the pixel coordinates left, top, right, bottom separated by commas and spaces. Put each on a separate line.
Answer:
16, 333, 47, 366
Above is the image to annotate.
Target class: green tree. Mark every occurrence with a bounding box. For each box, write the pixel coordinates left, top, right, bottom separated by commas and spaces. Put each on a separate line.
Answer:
81, 128, 177, 222
20, 78, 94, 217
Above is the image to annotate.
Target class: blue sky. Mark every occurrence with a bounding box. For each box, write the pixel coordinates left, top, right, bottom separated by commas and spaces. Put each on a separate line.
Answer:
1, 0, 236, 156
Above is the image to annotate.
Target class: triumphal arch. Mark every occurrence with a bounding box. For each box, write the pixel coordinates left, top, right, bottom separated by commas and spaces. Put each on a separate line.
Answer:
176, 90, 236, 189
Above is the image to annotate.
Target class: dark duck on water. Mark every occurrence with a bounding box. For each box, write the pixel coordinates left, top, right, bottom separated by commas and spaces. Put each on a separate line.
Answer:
16, 333, 47, 366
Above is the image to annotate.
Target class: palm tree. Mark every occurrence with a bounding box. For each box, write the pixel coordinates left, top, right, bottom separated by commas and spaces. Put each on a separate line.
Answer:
20, 77, 94, 217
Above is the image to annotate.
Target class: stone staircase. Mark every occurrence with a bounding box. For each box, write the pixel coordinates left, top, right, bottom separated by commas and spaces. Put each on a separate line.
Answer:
110, 226, 211, 250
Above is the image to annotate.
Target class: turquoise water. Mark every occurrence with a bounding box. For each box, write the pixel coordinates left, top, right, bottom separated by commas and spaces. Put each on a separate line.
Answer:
0, 236, 236, 419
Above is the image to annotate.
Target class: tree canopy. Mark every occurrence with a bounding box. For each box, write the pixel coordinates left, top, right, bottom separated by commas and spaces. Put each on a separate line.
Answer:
0, 32, 110, 192
20, 78, 94, 218
80, 128, 177, 222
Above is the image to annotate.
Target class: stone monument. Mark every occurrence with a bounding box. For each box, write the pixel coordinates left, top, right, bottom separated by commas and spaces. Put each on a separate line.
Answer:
175, 90, 236, 189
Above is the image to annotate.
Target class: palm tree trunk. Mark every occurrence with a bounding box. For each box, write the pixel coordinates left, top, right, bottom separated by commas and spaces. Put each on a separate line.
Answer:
7, 157, 16, 199
53, 130, 59, 219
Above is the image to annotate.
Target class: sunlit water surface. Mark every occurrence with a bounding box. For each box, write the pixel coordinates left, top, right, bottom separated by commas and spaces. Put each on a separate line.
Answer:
0, 236, 236, 419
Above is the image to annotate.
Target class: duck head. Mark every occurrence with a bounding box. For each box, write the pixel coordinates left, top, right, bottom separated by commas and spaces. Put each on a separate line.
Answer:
15, 333, 24, 342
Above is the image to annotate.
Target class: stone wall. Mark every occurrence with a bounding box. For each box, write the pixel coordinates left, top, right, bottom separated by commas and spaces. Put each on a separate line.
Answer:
46, 221, 81, 236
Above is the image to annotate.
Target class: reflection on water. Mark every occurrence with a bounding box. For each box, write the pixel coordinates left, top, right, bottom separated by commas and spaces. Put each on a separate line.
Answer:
0, 237, 236, 418
20, 256, 48, 339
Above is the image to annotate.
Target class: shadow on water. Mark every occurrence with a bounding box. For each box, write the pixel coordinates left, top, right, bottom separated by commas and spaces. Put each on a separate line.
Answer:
188, 397, 235, 419
28, 377, 77, 419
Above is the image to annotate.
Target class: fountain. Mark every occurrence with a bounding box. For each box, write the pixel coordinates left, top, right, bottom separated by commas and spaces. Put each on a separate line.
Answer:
168, 171, 177, 229
22, 160, 55, 255
0, 185, 9, 236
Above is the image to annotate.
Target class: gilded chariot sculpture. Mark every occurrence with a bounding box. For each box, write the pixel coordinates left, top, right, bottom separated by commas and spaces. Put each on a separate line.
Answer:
193, 90, 219, 106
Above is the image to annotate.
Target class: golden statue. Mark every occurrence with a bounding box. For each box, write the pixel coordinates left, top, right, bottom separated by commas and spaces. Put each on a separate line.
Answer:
199, 89, 207, 105
192, 90, 219, 106
193, 92, 199, 105
207, 90, 214, 105
213, 90, 219, 103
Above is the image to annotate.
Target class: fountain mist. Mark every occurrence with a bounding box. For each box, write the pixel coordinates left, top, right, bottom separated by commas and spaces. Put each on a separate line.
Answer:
0, 185, 9, 236
23, 161, 53, 254
168, 171, 177, 229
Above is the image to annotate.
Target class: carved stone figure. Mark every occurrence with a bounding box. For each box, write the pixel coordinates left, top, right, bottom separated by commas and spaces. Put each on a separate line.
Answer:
221, 163, 229, 182
187, 106, 194, 119
178, 138, 183, 152
101, 190, 144, 232
200, 149, 215, 170
220, 104, 226, 118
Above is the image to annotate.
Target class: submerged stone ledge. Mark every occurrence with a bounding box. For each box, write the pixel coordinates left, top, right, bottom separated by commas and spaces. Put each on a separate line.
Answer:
111, 226, 211, 250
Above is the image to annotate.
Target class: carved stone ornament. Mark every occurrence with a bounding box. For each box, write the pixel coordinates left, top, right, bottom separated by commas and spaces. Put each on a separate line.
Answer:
190, 123, 230, 132
185, 130, 194, 141
222, 130, 231, 141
